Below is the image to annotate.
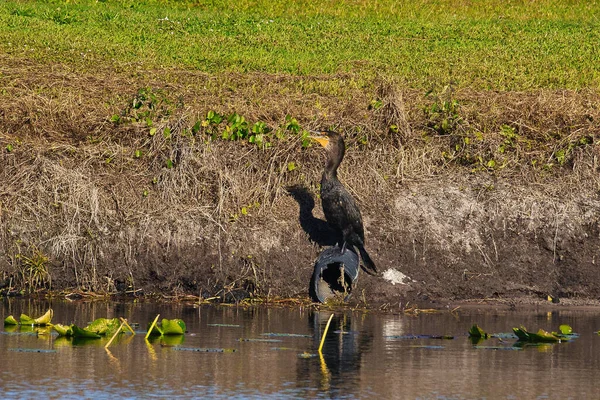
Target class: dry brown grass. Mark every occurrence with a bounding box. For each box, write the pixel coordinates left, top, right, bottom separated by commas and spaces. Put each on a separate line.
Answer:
1, 59, 600, 300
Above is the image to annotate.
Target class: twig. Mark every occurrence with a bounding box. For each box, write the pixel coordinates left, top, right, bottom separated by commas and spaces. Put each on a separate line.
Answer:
119, 317, 136, 335
318, 313, 334, 353
145, 314, 160, 340
105, 319, 126, 348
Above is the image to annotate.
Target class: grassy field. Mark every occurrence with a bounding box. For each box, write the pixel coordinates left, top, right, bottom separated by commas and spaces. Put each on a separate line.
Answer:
1, 0, 599, 90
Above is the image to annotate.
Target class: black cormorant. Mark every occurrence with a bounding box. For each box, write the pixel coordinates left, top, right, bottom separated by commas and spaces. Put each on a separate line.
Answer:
309, 130, 378, 275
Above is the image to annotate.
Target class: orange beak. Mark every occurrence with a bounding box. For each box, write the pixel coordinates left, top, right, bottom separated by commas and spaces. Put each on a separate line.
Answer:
308, 131, 330, 148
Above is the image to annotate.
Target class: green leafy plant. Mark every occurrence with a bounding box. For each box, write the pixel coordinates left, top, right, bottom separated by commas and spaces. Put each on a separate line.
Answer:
249, 121, 272, 148
368, 99, 383, 110
222, 113, 249, 141
498, 124, 518, 154
17, 309, 53, 326
468, 324, 490, 339
16, 247, 51, 292
198, 110, 305, 149
113, 87, 172, 127
147, 317, 186, 336
512, 324, 577, 343
284, 114, 300, 134
425, 86, 462, 135
554, 135, 593, 166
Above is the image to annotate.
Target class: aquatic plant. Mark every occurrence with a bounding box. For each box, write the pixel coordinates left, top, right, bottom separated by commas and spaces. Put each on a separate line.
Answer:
146, 315, 186, 337
513, 325, 578, 343
468, 323, 577, 344
6, 309, 54, 326
52, 317, 134, 341
468, 324, 490, 339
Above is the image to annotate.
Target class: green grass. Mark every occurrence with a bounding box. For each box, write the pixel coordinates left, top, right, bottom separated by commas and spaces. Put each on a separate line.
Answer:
1, 0, 599, 90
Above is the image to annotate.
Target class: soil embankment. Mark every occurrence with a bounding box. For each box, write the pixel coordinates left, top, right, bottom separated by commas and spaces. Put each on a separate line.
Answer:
1, 60, 600, 309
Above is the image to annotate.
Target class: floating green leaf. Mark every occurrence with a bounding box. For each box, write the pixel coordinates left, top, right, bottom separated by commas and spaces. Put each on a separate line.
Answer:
531, 329, 561, 342
85, 318, 123, 336
71, 324, 102, 339
468, 324, 490, 339
160, 319, 186, 335
512, 326, 530, 341
4, 315, 18, 325
19, 309, 53, 326
513, 326, 561, 343
52, 323, 74, 337
558, 324, 572, 335
146, 317, 186, 337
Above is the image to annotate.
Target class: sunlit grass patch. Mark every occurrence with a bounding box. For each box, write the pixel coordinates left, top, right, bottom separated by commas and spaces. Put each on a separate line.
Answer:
0, 0, 599, 90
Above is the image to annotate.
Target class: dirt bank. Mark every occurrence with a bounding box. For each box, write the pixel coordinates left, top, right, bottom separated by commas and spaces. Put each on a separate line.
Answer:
1, 59, 600, 309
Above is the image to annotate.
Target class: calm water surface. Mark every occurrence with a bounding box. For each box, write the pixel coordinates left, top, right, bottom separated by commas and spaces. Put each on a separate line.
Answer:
1, 299, 599, 399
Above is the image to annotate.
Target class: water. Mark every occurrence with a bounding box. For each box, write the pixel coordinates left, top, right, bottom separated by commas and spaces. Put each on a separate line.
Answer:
1, 299, 599, 399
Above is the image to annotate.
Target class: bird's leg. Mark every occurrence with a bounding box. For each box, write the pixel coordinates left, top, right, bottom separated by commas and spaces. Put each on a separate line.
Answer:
340, 241, 347, 254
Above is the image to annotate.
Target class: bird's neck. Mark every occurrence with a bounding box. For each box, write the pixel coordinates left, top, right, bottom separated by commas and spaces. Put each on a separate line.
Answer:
324, 143, 344, 179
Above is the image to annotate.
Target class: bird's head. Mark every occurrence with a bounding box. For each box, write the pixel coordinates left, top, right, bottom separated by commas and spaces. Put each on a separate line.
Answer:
308, 130, 340, 150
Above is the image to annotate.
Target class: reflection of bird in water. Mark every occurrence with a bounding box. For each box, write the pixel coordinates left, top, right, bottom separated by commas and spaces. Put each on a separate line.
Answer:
309, 130, 377, 275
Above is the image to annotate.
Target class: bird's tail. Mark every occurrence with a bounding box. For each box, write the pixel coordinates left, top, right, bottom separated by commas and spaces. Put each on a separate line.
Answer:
358, 245, 378, 275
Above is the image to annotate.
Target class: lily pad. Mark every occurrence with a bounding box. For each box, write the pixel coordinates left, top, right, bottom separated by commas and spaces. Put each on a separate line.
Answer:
161, 319, 186, 335
71, 324, 101, 339
4, 315, 18, 325
557, 324, 573, 335
512, 326, 531, 341
146, 318, 186, 336
513, 326, 560, 343
52, 324, 74, 337
19, 309, 53, 326
85, 318, 123, 336
468, 324, 490, 339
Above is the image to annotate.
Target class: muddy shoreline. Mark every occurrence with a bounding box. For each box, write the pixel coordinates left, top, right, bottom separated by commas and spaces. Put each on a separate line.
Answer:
1, 62, 600, 308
